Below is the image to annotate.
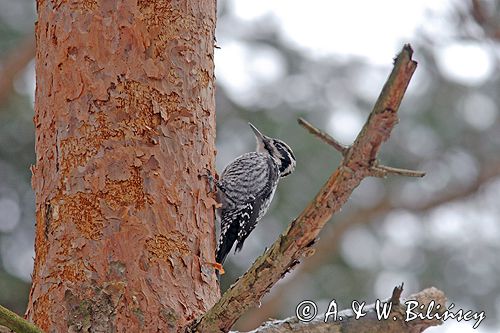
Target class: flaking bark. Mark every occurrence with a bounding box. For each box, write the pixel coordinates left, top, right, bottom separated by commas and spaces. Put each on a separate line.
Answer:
28, 0, 218, 331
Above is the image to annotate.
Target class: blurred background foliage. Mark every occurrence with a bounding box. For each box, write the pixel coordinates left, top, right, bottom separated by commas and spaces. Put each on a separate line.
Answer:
0, 0, 499, 332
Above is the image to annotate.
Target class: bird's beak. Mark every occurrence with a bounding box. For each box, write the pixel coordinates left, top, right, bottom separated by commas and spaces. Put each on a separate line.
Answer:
249, 122, 267, 152
248, 122, 265, 141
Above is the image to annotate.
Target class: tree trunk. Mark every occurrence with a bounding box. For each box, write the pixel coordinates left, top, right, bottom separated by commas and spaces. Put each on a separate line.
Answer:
27, 1, 218, 331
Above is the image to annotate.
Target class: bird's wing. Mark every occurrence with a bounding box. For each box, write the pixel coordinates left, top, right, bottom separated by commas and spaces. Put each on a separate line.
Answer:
218, 152, 279, 206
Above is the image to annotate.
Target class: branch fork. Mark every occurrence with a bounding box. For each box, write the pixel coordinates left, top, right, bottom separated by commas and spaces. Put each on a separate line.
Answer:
191, 44, 433, 333
297, 117, 425, 179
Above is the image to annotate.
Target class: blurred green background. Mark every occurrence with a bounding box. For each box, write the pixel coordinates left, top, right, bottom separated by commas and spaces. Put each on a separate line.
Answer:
1, 1, 499, 332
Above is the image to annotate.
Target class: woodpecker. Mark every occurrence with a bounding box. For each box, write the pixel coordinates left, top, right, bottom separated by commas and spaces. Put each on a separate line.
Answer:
214, 123, 296, 266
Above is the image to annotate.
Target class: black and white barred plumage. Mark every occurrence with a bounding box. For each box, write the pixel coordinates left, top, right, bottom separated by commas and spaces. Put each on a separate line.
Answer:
215, 123, 296, 265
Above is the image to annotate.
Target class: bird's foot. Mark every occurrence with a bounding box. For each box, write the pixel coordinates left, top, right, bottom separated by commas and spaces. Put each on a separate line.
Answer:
207, 262, 225, 275
200, 169, 218, 193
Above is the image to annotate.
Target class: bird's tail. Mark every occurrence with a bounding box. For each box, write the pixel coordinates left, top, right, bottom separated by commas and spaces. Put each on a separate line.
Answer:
215, 214, 238, 265
215, 226, 237, 266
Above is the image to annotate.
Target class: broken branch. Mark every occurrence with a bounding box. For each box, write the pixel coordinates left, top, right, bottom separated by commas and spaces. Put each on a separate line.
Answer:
191, 44, 417, 332
371, 164, 426, 178
241, 161, 500, 330
298, 117, 348, 155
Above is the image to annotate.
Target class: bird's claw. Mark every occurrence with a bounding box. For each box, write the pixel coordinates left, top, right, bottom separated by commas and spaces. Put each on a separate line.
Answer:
200, 168, 217, 193
207, 262, 225, 275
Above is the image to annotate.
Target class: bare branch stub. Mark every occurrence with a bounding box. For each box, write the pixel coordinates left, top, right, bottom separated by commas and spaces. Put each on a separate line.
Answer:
371, 164, 426, 178
297, 117, 348, 155
192, 44, 418, 333
297, 119, 426, 178
390, 283, 404, 305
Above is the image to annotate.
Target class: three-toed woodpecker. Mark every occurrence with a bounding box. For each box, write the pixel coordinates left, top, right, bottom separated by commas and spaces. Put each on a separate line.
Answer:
215, 123, 296, 266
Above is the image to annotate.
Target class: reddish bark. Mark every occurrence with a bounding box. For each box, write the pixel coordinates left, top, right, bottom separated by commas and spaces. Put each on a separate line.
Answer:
27, 0, 218, 331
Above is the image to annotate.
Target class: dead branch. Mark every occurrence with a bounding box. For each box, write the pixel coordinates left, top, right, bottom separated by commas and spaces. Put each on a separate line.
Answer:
191, 44, 417, 332
239, 161, 500, 330
298, 117, 348, 155
371, 164, 425, 178
294, 159, 500, 274
241, 287, 446, 333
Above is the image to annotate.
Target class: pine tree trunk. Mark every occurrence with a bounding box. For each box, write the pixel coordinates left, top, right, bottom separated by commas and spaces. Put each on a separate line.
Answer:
27, 1, 218, 331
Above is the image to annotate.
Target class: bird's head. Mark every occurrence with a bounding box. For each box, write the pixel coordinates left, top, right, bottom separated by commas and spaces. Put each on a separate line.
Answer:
249, 123, 296, 177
